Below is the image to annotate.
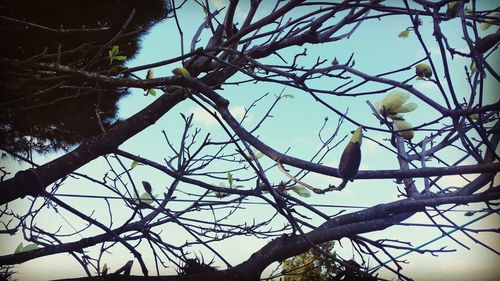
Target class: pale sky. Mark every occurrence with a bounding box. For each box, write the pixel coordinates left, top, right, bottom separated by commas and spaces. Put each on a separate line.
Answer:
1, 1, 499, 280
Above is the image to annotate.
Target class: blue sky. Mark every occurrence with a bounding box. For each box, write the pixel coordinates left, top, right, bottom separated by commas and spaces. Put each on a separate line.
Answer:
2, 1, 499, 280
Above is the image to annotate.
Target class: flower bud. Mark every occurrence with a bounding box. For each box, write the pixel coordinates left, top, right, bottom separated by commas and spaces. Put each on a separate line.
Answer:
415, 63, 432, 78
375, 91, 416, 117
338, 127, 362, 180
393, 119, 414, 140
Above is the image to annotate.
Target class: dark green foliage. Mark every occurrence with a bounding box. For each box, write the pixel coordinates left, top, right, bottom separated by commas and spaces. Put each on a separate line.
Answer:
282, 242, 377, 281
0, 0, 170, 154
283, 242, 337, 281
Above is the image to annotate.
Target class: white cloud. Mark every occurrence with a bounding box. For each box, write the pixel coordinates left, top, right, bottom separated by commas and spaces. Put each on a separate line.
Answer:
209, 0, 246, 21
439, 174, 480, 189
229, 105, 251, 123
188, 105, 251, 127
210, 0, 225, 10
189, 106, 218, 127
364, 139, 380, 154
414, 79, 438, 90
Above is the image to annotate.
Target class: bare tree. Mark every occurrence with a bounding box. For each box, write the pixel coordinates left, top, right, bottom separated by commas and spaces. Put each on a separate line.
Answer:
1, 1, 499, 280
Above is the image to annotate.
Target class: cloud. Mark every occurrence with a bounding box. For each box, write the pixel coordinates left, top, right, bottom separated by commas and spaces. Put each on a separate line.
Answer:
364, 139, 380, 154
210, 0, 225, 10
188, 105, 251, 127
209, 0, 246, 21
439, 173, 480, 189
414, 79, 438, 90
229, 105, 251, 122
189, 106, 218, 127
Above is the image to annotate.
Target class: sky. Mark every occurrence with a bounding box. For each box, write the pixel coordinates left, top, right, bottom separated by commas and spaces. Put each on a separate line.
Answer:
1, 1, 499, 280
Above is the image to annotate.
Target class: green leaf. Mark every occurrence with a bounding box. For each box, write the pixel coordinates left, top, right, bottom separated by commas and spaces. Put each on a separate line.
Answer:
108, 50, 113, 61
131, 160, 139, 169
14, 242, 23, 254
290, 185, 311, 197
470, 113, 480, 121
148, 88, 157, 96
227, 171, 233, 188
111, 45, 119, 55
470, 62, 478, 74
114, 55, 127, 61
282, 94, 295, 99
172, 67, 191, 77
21, 244, 38, 252
398, 29, 410, 38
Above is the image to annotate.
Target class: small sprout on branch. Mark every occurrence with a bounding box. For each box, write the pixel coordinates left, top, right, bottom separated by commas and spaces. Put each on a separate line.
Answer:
288, 185, 311, 197
398, 29, 410, 39
172, 67, 191, 77
148, 88, 157, 96
470, 113, 480, 121
108, 45, 127, 65
470, 62, 478, 73
415, 63, 432, 79
130, 160, 139, 169
145, 69, 157, 96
